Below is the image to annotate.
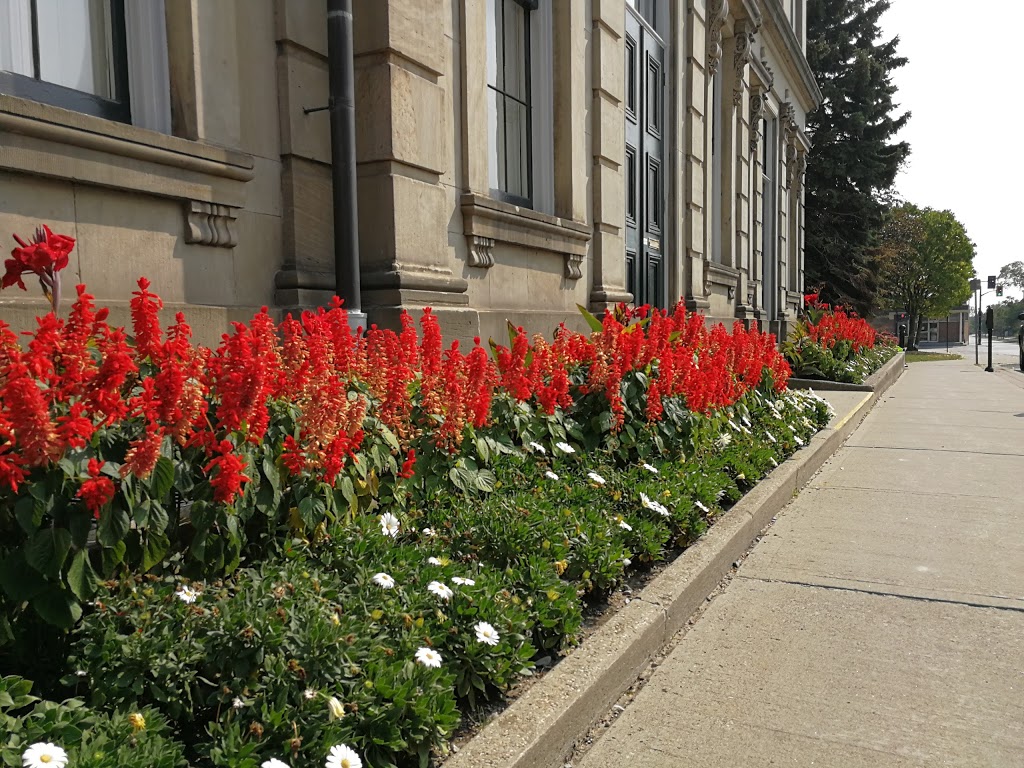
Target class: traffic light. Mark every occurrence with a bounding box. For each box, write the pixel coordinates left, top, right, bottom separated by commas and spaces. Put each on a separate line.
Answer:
997, 284, 1004, 297
988, 276, 997, 289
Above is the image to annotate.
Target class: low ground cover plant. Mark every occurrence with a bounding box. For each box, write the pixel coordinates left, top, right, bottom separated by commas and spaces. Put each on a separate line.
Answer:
782, 293, 900, 383
0, 226, 833, 767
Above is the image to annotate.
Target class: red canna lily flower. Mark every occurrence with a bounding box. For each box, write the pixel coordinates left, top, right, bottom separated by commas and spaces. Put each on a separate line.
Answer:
4, 225, 75, 313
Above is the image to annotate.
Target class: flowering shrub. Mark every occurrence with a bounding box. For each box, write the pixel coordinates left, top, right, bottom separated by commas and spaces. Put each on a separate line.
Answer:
782, 294, 899, 383
0, 278, 790, 640
0, 225, 830, 767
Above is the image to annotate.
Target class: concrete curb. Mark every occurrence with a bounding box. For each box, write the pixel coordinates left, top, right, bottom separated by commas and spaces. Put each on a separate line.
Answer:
444, 361, 905, 768
788, 349, 905, 392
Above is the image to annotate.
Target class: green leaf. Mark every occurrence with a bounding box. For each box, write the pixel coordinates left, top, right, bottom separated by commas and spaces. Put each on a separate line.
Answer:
31, 587, 82, 629
25, 528, 73, 579
262, 453, 280, 491
149, 456, 175, 500
475, 436, 491, 463
100, 540, 126, 574
149, 502, 170, 536
473, 469, 497, 493
66, 550, 98, 601
0, 551, 46, 602
14, 497, 40, 534
576, 303, 604, 333
98, 506, 130, 547
141, 532, 170, 571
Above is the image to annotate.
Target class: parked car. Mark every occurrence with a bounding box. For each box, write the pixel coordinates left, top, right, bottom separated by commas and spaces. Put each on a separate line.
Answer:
1019, 312, 1024, 371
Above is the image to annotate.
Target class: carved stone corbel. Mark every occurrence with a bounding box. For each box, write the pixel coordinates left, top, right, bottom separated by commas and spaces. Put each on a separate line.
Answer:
733, 19, 757, 106
467, 235, 495, 268
749, 85, 767, 152
792, 151, 808, 194
707, 0, 730, 75
564, 253, 584, 280
184, 201, 238, 248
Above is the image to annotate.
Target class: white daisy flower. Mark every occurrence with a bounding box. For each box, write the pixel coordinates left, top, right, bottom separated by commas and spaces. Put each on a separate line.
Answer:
641, 492, 670, 517
427, 557, 443, 566
587, 471, 607, 485
694, 500, 710, 513
427, 581, 454, 600
303, 688, 318, 700
545, 470, 560, 480
371, 572, 395, 589
415, 647, 443, 668
22, 744, 68, 768
452, 576, 475, 586
421, 527, 435, 537
618, 519, 633, 531
474, 621, 501, 645
379, 512, 400, 537
528, 441, 547, 454
262, 759, 291, 768
622, 558, 632, 567
327, 696, 345, 720
326, 743, 363, 768
794, 435, 804, 446
642, 463, 659, 474
175, 585, 198, 604
232, 696, 245, 709
555, 441, 575, 454
715, 433, 732, 449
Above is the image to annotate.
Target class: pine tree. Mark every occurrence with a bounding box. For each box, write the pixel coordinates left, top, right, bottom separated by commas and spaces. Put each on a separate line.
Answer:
805, 0, 910, 315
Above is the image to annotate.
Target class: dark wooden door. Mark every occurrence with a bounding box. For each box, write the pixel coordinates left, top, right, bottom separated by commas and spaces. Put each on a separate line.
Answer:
624, 7, 666, 309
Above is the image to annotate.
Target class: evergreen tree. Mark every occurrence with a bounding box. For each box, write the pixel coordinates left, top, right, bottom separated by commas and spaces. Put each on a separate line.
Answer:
805, 0, 910, 315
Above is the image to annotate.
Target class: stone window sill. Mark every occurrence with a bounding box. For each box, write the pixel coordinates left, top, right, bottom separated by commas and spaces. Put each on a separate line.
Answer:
460, 193, 591, 279
0, 95, 254, 247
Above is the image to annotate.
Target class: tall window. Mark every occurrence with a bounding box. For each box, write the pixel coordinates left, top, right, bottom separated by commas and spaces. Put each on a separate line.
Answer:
0, 0, 130, 122
710, 65, 723, 263
486, 0, 537, 207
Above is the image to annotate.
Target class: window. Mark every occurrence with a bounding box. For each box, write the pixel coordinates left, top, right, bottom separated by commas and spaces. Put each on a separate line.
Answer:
0, 0, 130, 122
710, 64, 723, 263
486, 0, 539, 207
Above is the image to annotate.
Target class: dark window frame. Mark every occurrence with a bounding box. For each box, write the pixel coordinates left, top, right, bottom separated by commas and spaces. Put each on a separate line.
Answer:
488, 0, 537, 208
0, 0, 130, 123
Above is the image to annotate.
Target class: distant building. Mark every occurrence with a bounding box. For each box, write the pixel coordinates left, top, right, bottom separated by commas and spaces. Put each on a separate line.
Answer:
871, 305, 970, 345
1, 0, 818, 344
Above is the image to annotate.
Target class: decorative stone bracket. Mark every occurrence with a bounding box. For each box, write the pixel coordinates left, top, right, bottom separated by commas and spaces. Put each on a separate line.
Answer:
733, 19, 759, 106
184, 201, 239, 248
707, 0, 730, 75
460, 193, 591, 280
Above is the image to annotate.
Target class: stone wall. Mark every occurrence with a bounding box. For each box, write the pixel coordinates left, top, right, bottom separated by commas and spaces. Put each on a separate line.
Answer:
0, 0, 819, 346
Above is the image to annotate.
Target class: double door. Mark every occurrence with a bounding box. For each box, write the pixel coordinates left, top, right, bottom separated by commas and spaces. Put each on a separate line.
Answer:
624, 7, 666, 309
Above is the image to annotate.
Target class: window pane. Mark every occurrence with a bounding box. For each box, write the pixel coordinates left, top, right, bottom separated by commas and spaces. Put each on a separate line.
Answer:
504, 97, 526, 198
502, 0, 526, 102
486, 0, 499, 88
487, 87, 500, 190
0, 0, 34, 76
36, 0, 115, 99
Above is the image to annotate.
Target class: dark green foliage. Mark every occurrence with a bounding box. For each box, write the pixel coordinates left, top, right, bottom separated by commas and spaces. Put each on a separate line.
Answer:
805, 0, 911, 314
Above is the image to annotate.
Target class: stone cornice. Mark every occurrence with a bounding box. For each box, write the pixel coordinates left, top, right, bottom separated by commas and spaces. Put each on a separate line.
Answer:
759, 0, 822, 111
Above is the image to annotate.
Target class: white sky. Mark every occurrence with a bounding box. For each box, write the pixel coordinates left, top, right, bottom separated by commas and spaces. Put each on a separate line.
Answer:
880, 0, 1024, 306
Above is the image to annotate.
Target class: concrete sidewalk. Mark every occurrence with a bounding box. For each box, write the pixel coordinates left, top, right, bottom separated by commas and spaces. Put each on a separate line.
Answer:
576, 361, 1024, 767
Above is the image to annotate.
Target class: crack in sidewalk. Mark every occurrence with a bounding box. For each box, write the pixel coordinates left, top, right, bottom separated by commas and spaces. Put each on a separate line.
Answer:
735, 575, 1024, 614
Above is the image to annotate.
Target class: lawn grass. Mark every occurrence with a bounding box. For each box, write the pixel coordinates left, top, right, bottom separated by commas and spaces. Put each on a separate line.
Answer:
905, 351, 963, 363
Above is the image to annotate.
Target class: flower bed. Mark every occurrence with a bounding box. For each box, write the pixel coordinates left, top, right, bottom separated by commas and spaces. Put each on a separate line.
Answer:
782, 294, 900, 384
0, 232, 832, 767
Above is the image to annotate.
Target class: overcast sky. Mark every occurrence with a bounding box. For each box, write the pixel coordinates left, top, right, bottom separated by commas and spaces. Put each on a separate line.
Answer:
879, 0, 1023, 305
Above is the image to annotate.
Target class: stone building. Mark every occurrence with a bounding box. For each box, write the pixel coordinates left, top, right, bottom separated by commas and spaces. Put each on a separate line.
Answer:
0, 0, 818, 345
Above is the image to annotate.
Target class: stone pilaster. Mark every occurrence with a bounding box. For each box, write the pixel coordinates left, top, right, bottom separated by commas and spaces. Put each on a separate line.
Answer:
684, 0, 710, 312
589, 0, 632, 311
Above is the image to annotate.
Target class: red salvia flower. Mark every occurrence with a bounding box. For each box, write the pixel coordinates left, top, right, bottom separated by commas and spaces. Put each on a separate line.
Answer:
205, 439, 249, 505
78, 458, 115, 519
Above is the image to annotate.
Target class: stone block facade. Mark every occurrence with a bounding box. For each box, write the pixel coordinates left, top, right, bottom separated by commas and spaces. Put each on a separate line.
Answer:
0, 0, 818, 344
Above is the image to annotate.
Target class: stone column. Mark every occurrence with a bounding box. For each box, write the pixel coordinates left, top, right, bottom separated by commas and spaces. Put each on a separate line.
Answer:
589, 0, 632, 311
683, 0, 714, 312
